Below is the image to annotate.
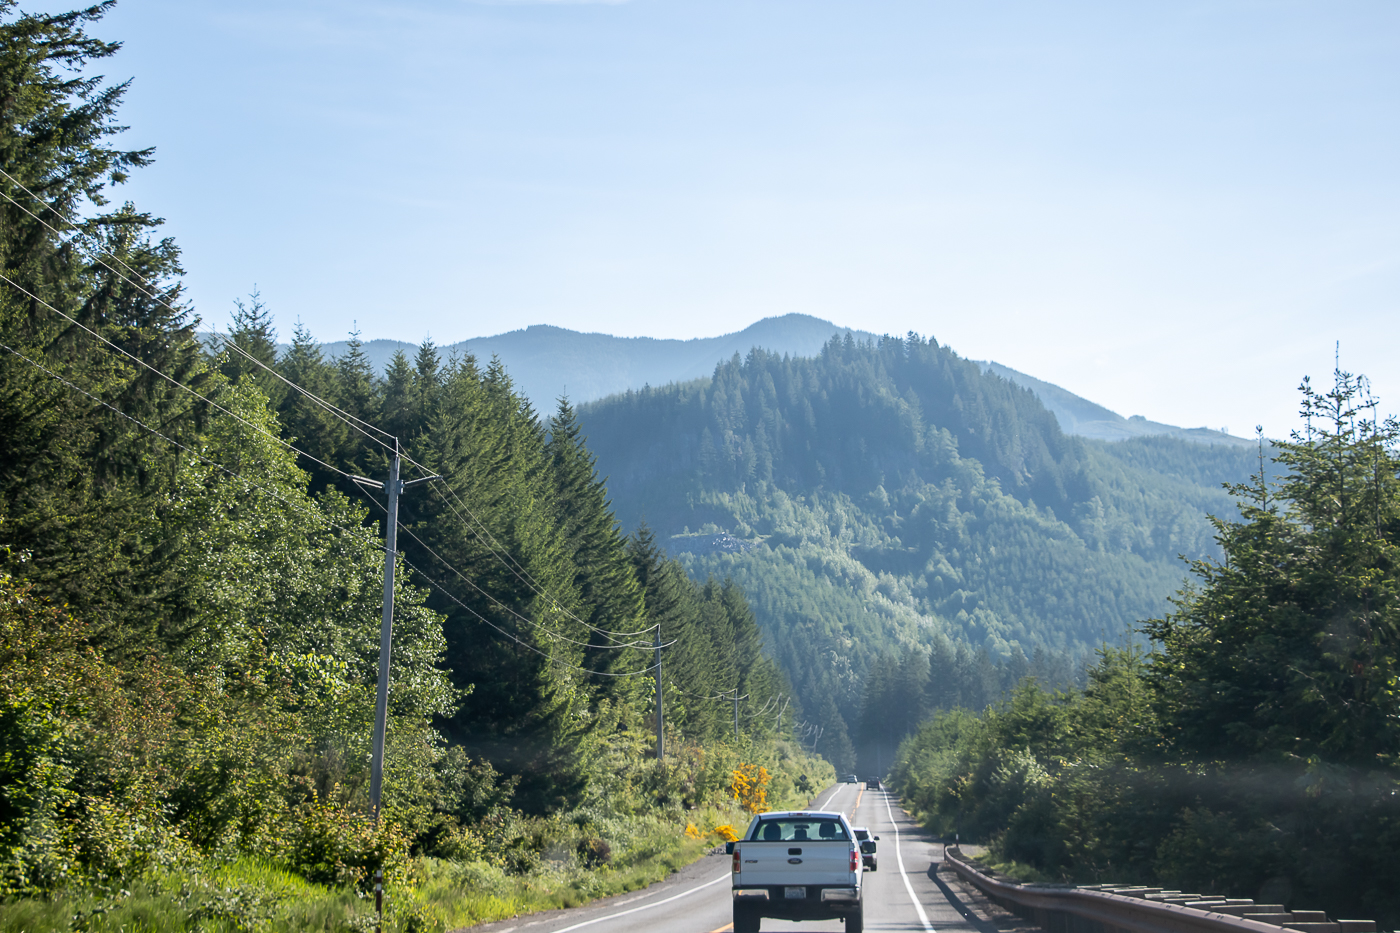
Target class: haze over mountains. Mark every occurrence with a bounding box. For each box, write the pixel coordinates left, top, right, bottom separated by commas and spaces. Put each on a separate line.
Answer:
305, 314, 1248, 447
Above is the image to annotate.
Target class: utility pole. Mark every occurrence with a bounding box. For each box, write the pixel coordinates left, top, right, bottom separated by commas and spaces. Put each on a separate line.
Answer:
653, 626, 664, 762
358, 443, 439, 823
732, 691, 747, 740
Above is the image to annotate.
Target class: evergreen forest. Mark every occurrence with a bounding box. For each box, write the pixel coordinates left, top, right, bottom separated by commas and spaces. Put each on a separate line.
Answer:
3, 4, 1395, 930
580, 337, 1263, 771
892, 371, 1400, 926
0, 6, 826, 929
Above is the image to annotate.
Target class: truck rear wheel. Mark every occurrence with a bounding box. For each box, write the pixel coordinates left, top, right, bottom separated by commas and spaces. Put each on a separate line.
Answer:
733, 904, 760, 933
847, 906, 865, 933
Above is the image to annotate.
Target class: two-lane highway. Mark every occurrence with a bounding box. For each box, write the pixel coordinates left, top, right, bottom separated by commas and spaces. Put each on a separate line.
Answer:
468, 784, 981, 933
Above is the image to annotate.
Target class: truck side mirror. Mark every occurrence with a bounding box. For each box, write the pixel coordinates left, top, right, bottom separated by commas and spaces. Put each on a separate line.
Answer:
725, 841, 736, 855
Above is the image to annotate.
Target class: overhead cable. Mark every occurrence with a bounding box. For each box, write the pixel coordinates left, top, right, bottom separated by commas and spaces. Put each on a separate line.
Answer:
0, 172, 655, 642
1, 338, 656, 683
364, 489, 667, 651
0, 273, 370, 487
0, 171, 401, 458
397, 553, 661, 679
427, 480, 657, 640
0, 339, 379, 546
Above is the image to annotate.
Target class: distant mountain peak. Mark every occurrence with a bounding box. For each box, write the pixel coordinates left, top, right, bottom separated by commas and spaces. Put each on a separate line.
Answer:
285, 315, 1241, 447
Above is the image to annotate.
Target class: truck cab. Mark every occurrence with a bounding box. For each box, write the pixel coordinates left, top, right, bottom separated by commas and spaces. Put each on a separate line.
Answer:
730, 810, 864, 933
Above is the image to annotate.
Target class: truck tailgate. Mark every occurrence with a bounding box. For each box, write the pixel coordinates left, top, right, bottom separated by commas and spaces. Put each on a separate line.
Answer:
736, 841, 853, 886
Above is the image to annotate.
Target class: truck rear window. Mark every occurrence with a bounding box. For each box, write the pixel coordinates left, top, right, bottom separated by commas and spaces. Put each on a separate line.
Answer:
748, 818, 850, 842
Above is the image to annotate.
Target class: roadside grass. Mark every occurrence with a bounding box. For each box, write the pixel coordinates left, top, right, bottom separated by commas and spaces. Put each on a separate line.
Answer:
0, 808, 732, 933
971, 855, 1056, 884
0, 743, 832, 932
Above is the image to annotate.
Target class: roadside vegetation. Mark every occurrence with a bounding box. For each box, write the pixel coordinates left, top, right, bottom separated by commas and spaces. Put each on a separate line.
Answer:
893, 371, 1400, 926
0, 763, 817, 933
0, 5, 831, 929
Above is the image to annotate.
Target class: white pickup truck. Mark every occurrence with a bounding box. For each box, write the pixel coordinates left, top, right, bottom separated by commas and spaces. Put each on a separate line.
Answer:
728, 810, 865, 933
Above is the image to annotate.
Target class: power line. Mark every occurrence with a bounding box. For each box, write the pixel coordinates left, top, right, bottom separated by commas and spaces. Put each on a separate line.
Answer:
6, 256, 644, 647
0, 333, 660, 684
0, 272, 369, 487
0, 172, 655, 645
207, 328, 398, 445
743, 694, 780, 722
0, 170, 401, 459
362, 482, 663, 651
667, 681, 752, 705
385, 493, 660, 651
667, 681, 742, 702
427, 480, 657, 640
0, 178, 641, 639
0, 338, 380, 547
397, 553, 661, 679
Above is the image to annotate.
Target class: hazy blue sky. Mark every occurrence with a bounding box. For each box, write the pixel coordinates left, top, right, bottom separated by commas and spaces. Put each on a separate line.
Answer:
56, 0, 1400, 436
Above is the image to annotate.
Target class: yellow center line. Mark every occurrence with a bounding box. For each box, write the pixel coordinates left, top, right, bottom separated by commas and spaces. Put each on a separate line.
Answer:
852, 786, 864, 818
707, 925, 734, 932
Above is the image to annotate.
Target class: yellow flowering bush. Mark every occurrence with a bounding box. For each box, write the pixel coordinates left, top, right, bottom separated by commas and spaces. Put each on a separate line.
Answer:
730, 763, 771, 816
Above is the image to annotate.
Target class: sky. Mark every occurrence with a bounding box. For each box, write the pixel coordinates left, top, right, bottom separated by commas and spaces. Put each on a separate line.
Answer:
44, 0, 1400, 437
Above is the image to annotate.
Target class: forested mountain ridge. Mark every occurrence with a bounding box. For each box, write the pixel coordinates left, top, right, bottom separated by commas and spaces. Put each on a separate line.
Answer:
978, 360, 1251, 446
294, 315, 880, 412
580, 336, 1260, 770
294, 317, 1247, 447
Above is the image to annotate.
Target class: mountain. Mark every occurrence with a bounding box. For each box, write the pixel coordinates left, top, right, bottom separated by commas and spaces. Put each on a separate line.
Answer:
284, 314, 1245, 447
978, 361, 1252, 446
306, 314, 881, 411
578, 333, 1259, 771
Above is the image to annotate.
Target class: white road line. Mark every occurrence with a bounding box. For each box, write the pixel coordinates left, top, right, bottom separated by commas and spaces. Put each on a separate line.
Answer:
882, 791, 936, 933
817, 781, 850, 809
549, 871, 731, 933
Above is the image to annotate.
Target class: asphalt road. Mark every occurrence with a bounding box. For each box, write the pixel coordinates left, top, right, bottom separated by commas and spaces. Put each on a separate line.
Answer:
468, 783, 984, 933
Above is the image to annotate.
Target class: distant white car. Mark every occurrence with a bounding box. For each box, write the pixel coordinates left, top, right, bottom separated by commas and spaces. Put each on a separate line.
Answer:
843, 774, 858, 783
852, 826, 879, 871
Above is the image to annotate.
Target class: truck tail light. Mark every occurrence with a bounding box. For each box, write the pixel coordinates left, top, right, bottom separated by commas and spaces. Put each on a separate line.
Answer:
850, 847, 859, 872
733, 846, 741, 873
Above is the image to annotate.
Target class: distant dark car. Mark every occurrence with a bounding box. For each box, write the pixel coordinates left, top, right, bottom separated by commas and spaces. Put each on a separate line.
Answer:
853, 826, 879, 871
865, 776, 881, 789
843, 774, 858, 783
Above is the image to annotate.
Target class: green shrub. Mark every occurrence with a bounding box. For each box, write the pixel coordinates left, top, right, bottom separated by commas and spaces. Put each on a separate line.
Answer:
274, 797, 412, 888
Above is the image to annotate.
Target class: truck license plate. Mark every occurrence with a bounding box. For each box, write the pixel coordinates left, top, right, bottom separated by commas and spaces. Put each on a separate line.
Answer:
784, 887, 806, 899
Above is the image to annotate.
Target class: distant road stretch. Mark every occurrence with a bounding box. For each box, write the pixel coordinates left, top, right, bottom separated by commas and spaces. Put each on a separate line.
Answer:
469, 784, 978, 933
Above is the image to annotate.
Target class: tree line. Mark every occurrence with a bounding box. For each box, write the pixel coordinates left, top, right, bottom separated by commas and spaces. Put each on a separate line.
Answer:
0, 3, 809, 906
891, 371, 1400, 926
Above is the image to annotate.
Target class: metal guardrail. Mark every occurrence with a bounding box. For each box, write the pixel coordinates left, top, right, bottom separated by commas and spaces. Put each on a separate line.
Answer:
942, 846, 1379, 933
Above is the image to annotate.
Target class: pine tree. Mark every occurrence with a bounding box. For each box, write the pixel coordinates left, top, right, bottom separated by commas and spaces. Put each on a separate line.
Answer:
276, 319, 346, 487
331, 325, 382, 477
546, 398, 646, 682
0, 1, 204, 654
1146, 369, 1400, 765
218, 289, 280, 406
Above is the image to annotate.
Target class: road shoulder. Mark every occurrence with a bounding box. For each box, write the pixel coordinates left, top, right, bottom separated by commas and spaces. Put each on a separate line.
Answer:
458, 847, 730, 933
931, 857, 1045, 933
